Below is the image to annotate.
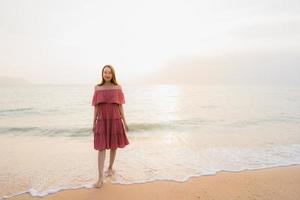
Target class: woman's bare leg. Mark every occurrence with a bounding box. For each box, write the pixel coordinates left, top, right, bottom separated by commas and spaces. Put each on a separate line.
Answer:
107, 148, 117, 176
96, 149, 106, 188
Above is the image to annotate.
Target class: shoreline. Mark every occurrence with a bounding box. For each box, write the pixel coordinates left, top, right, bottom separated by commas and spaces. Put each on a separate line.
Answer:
6, 164, 300, 200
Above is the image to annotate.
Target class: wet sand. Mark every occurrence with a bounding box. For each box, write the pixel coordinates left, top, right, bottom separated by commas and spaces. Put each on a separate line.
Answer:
8, 165, 300, 200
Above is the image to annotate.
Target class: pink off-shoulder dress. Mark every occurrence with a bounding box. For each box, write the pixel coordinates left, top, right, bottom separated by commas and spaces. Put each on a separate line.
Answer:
92, 85, 129, 150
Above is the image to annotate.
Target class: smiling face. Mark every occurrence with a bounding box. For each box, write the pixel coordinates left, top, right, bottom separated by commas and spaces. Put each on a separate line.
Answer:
103, 66, 113, 82
99, 64, 118, 86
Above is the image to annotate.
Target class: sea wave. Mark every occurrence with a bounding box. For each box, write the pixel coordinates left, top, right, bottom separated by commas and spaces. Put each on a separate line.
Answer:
0, 127, 91, 137
0, 107, 34, 114
0, 119, 211, 137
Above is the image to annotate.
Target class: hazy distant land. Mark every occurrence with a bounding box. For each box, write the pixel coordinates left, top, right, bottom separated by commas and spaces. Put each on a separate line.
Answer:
0, 77, 32, 85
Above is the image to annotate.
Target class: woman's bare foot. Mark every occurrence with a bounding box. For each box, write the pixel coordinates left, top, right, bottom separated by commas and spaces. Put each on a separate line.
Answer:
94, 177, 104, 188
105, 168, 115, 177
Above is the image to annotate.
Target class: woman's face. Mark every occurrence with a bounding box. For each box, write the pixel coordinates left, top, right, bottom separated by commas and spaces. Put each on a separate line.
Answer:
103, 67, 113, 82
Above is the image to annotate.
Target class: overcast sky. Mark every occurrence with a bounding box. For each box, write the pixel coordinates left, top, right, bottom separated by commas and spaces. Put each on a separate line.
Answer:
0, 0, 299, 85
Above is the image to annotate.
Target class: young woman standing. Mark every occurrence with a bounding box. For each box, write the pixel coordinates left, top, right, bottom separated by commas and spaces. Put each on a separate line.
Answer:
92, 65, 129, 188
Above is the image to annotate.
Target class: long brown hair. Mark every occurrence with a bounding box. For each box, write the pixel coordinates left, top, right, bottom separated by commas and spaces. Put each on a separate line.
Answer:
97, 65, 119, 86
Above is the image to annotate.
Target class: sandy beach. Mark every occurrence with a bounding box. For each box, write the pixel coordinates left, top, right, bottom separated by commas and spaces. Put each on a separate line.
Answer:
7, 165, 300, 200
1, 0, 300, 199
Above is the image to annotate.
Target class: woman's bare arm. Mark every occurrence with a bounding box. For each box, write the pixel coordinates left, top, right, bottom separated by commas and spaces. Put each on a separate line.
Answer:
119, 104, 129, 131
93, 104, 100, 131
119, 105, 126, 122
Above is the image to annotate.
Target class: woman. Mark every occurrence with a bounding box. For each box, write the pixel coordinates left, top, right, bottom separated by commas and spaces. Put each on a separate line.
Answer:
92, 64, 130, 188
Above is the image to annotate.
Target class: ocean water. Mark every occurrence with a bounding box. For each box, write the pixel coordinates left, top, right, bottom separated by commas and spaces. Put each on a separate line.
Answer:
1, 84, 300, 199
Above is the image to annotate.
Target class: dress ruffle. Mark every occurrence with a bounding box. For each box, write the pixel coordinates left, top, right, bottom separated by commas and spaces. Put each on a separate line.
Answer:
97, 103, 122, 119
94, 118, 129, 150
92, 89, 125, 106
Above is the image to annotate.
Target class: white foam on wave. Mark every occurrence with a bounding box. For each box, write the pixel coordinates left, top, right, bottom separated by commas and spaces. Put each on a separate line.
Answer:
1, 163, 300, 200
